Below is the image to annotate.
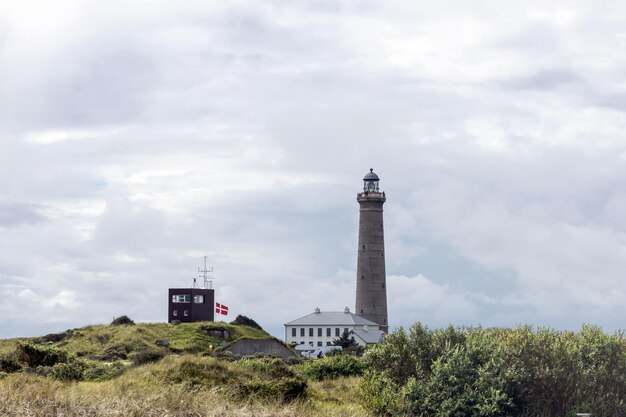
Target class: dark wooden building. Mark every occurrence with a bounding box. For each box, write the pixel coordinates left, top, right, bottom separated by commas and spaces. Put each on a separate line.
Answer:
168, 288, 215, 323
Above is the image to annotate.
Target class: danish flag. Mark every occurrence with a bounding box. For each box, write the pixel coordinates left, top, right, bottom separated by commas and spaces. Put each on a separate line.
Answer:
215, 302, 229, 315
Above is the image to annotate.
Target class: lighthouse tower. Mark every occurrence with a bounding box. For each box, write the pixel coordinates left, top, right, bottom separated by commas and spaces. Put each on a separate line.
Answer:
355, 169, 388, 333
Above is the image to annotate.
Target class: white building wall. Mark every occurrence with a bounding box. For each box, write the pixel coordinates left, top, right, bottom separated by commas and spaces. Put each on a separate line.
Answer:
284, 324, 378, 347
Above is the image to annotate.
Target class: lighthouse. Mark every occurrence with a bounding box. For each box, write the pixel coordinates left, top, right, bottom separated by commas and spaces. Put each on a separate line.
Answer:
355, 168, 388, 333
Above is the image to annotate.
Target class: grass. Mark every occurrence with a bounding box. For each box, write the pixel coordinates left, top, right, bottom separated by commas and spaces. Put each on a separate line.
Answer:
0, 321, 369, 416
0, 355, 367, 417
0, 321, 269, 359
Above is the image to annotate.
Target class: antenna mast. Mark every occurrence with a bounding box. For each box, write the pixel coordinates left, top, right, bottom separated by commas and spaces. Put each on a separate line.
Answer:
198, 255, 214, 289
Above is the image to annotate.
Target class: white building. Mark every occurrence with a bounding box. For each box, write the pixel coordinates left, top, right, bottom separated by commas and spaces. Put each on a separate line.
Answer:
284, 307, 385, 347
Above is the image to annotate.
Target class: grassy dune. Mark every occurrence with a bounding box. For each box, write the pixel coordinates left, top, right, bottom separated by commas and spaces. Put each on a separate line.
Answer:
0, 355, 366, 417
0, 322, 368, 416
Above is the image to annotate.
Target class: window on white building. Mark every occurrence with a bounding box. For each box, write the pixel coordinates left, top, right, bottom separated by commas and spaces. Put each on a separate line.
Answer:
335, 328, 340, 337
317, 328, 322, 337
291, 328, 296, 337
344, 328, 349, 335
326, 342, 331, 346
317, 342, 322, 346
326, 328, 331, 337
300, 328, 305, 337
309, 328, 313, 337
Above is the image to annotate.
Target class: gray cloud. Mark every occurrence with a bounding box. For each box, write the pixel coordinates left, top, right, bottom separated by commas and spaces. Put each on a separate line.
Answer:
1, 1, 625, 339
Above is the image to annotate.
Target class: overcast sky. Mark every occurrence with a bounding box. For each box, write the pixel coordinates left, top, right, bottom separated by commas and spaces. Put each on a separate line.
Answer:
1, 1, 625, 339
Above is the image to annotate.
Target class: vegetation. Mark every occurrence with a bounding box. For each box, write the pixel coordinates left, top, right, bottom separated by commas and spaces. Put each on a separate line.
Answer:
360, 323, 625, 417
0, 321, 623, 416
0, 321, 365, 416
332, 330, 364, 355
297, 354, 365, 381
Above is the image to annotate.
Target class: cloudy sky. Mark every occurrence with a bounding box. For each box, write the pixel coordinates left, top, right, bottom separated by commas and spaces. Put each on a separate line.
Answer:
1, 1, 625, 339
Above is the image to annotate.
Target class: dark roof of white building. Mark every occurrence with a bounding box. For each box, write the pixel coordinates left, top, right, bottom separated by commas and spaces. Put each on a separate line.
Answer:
284, 308, 379, 326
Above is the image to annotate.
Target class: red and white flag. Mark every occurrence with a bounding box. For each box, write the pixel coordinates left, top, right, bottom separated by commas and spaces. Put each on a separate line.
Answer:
215, 302, 229, 315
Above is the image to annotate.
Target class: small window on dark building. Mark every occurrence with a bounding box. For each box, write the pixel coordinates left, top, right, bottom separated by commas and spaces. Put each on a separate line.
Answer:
173, 310, 178, 317
362, 245, 365, 249
291, 328, 296, 337
300, 328, 305, 337
326, 328, 331, 337
361, 275, 364, 281
309, 328, 314, 337
317, 328, 322, 337
382, 283, 385, 289
193, 295, 204, 303
335, 328, 340, 337
360, 309, 363, 314
172, 294, 191, 303
183, 310, 188, 317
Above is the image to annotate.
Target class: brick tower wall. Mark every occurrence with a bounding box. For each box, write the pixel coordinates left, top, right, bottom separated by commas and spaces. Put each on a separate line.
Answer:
355, 192, 388, 332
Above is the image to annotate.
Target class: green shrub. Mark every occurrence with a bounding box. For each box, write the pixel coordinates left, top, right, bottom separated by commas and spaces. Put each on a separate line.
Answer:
236, 357, 296, 379
51, 361, 84, 381
111, 315, 135, 325
15, 342, 69, 367
82, 361, 126, 381
0, 356, 22, 373
100, 344, 128, 361
170, 359, 236, 387
298, 355, 364, 381
359, 323, 626, 417
239, 377, 307, 402
131, 349, 166, 366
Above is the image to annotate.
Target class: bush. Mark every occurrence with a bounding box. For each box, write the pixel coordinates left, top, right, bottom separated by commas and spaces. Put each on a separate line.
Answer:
16, 342, 69, 367
170, 358, 237, 387
299, 355, 365, 381
51, 361, 84, 381
0, 356, 22, 373
82, 361, 126, 381
239, 377, 307, 402
111, 315, 135, 326
100, 344, 128, 361
236, 357, 296, 379
359, 323, 626, 417
131, 349, 165, 366
230, 315, 263, 330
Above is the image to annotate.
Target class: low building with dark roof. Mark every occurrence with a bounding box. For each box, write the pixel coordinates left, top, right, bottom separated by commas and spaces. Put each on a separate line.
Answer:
284, 307, 384, 347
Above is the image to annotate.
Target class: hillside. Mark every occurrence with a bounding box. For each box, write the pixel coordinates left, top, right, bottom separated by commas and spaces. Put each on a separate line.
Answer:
0, 320, 367, 417
0, 321, 269, 358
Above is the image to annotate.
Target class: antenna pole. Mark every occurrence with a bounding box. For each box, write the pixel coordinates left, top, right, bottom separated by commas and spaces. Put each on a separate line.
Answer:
198, 255, 214, 289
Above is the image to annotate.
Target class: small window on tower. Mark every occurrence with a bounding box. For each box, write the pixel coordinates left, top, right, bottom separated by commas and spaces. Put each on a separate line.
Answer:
362, 245, 365, 249
361, 275, 364, 281
360, 309, 363, 314
382, 283, 385, 288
